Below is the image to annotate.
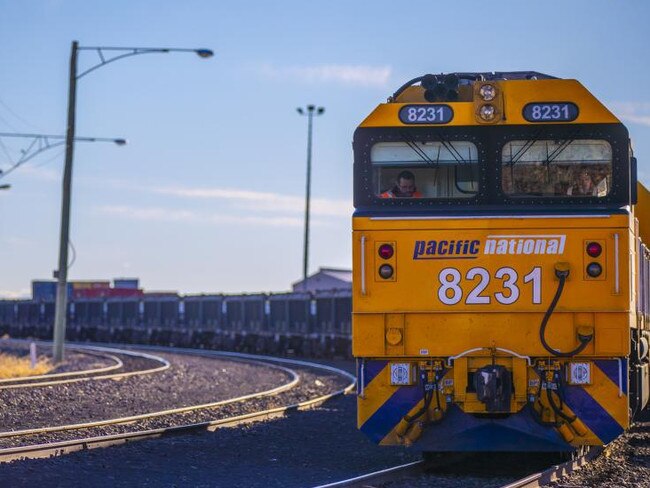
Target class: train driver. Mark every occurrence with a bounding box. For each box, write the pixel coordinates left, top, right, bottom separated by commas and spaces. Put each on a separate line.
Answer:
380, 170, 423, 198
567, 170, 606, 196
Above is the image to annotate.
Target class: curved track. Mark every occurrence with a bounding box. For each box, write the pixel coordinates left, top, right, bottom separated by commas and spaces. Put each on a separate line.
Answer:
0, 344, 356, 463
0, 340, 170, 389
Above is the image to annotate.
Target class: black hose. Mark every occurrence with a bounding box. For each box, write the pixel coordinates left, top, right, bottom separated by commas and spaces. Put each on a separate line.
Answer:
546, 387, 577, 423
404, 376, 433, 424
539, 271, 592, 357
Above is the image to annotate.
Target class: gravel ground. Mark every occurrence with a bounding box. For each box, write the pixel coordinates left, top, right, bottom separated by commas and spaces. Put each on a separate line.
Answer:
546, 410, 650, 487
0, 393, 565, 488
4, 350, 648, 487
0, 361, 350, 448
0, 341, 115, 375
0, 352, 292, 438
0, 393, 419, 488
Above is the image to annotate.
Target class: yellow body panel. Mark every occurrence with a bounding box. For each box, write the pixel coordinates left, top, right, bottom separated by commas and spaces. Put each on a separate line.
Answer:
359, 79, 619, 128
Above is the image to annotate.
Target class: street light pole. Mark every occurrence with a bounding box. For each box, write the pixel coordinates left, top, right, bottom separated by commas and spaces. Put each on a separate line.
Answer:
51, 41, 213, 362
52, 41, 79, 363
296, 105, 324, 290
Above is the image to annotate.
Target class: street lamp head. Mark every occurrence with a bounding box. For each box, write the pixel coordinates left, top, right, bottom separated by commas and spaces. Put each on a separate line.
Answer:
0, 184, 11, 191
195, 49, 214, 58
307, 104, 316, 112
317, 107, 325, 115
296, 107, 304, 115
113, 138, 128, 146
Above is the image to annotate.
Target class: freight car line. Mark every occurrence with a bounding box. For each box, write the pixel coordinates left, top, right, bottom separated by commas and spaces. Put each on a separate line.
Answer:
0, 348, 356, 463
0, 341, 170, 390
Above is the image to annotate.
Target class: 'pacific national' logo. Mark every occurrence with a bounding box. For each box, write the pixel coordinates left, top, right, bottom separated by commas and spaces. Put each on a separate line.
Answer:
413, 234, 566, 260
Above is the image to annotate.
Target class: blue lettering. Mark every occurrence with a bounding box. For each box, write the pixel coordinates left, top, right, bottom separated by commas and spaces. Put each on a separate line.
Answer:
413, 241, 426, 259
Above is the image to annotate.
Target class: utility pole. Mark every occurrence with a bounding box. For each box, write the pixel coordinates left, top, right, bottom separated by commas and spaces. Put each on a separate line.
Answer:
51, 41, 213, 362
52, 41, 79, 363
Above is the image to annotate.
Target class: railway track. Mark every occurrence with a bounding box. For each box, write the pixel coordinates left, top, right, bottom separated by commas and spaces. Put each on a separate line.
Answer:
313, 447, 603, 488
0, 342, 170, 390
0, 344, 356, 463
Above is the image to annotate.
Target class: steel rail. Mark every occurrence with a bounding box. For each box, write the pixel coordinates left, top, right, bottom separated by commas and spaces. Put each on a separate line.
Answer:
0, 351, 124, 388
0, 340, 170, 390
499, 446, 603, 488
0, 356, 299, 439
312, 460, 425, 488
311, 452, 472, 488
0, 348, 356, 463
312, 446, 602, 488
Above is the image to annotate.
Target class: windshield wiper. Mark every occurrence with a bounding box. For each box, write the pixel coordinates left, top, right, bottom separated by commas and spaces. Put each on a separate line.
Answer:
507, 130, 543, 166
541, 129, 581, 166
399, 131, 438, 166
438, 134, 467, 165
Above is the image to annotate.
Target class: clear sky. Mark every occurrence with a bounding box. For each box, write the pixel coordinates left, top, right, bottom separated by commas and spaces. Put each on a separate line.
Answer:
1, 0, 649, 297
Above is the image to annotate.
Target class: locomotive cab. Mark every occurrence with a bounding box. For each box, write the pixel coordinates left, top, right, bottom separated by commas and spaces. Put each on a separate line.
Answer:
352, 72, 648, 452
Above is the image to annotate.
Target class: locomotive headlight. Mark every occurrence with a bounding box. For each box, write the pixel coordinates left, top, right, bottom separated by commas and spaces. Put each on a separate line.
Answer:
479, 84, 496, 101
586, 262, 602, 277
390, 363, 414, 385
479, 104, 496, 121
379, 264, 394, 279
568, 362, 592, 385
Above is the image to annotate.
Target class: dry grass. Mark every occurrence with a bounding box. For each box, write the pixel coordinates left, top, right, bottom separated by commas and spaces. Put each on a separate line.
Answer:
0, 353, 52, 379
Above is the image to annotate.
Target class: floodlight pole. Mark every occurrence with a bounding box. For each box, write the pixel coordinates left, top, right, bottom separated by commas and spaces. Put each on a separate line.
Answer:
297, 105, 324, 291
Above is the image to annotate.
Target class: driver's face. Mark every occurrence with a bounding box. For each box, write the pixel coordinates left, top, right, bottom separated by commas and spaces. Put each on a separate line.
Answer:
397, 178, 416, 195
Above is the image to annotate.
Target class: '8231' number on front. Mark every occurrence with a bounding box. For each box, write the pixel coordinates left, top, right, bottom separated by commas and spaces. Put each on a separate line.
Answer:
437, 266, 541, 305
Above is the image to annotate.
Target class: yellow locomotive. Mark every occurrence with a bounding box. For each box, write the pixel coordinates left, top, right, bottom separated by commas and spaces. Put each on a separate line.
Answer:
352, 72, 649, 451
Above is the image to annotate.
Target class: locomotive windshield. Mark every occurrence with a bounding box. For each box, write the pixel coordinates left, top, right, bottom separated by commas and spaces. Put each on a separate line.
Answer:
371, 141, 479, 199
501, 139, 612, 198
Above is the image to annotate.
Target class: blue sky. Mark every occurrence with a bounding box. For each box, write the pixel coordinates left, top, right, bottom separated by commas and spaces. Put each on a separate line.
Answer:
1, 0, 649, 297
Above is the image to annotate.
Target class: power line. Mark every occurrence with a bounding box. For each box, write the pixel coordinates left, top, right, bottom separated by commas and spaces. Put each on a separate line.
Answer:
0, 97, 39, 131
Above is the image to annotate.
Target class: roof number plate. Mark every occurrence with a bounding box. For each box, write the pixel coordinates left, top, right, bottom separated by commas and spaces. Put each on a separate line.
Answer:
399, 104, 454, 125
523, 102, 579, 122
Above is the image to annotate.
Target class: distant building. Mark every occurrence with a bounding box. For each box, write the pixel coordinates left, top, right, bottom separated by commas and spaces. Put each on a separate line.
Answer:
292, 267, 352, 293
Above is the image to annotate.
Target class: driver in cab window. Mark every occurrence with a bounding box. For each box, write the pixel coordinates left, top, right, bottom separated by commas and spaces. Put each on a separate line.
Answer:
380, 170, 423, 198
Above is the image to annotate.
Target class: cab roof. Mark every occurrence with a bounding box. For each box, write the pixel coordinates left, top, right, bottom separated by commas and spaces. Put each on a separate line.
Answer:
359, 72, 620, 128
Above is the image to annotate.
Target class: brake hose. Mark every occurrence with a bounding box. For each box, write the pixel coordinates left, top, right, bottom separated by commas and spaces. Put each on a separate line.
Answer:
539, 269, 592, 357
403, 373, 433, 425
546, 387, 577, 423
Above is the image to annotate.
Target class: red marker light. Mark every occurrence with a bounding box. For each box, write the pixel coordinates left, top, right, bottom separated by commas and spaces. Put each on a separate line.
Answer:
378, 244, 394, 260
586, 242, 602, 258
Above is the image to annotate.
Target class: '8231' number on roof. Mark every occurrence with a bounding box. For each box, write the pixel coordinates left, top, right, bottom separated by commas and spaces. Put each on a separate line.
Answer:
399, 104, 454, 124
523, 102, 579, 122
